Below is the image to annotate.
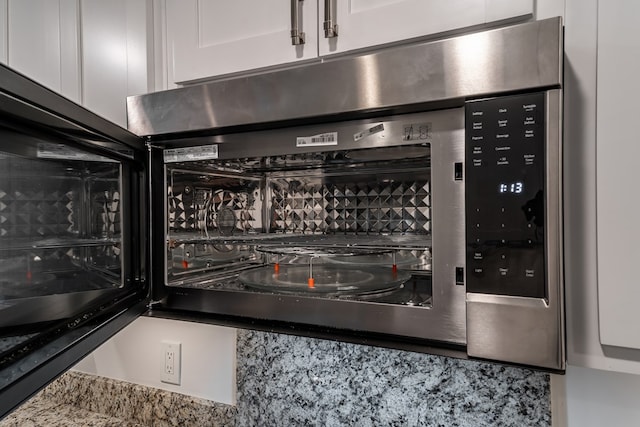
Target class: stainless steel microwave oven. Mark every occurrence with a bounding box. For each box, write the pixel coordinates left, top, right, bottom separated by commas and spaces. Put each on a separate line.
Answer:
0, 17, 564, 418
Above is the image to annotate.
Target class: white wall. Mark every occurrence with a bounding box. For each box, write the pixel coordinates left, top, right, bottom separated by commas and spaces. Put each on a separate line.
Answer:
559, 367, 640, 426
74, 317, 237, 405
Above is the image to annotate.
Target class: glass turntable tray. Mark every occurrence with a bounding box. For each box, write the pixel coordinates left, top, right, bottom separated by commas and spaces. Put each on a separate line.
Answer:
171, 246, 245, 268
238, 264, 411, 296
327, 251, 423, 268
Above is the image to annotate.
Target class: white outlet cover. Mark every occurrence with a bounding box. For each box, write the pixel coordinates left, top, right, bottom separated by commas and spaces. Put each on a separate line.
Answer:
160, 341, 181, 385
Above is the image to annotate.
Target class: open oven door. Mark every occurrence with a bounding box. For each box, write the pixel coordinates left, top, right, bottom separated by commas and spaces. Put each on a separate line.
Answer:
0, 64, 148, 419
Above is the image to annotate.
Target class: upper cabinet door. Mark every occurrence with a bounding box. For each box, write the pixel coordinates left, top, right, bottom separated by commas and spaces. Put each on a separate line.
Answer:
5, 0, 81, 103
318, 0, 534, 56
167, 0, 319, 85
81, 0, 152, 127
596, 0, 640, 351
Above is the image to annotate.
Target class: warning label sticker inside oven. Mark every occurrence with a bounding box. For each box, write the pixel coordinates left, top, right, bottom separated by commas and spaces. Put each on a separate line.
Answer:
354, 123, 384, 142
402, 123, 432, 141
37, 143, 117, 163
296, 132, 338, 147
164, 145, 219, 163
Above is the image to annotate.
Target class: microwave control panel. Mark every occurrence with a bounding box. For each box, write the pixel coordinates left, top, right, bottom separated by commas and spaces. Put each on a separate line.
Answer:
465, 92, 546, 299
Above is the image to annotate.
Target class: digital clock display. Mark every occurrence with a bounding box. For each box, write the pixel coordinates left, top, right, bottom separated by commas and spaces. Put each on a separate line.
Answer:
498, 182, 524, 194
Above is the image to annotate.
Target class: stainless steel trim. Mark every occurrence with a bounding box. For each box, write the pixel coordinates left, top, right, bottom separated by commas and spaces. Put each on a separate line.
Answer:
323, 0, 338, 38
466, 89, 565, 370
430, 107, 467, 345
166, 288, 464, 343
163, 108, 460, 156
127, 17, 563, 137
291, 0, 305, 46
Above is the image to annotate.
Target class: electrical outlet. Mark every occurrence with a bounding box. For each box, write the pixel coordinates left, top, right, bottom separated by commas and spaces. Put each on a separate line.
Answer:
160, 341, 181, 385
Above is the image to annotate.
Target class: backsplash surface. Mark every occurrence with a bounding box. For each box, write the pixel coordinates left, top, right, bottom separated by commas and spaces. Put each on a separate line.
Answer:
235, 330, 550, 426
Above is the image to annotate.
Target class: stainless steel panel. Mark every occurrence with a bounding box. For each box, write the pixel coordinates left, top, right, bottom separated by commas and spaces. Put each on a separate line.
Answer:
166, 287, 466, 344
162, 107, 461, 155
429, 107, 467, 344
466, 89, 564, 370
127, 18, 562, 137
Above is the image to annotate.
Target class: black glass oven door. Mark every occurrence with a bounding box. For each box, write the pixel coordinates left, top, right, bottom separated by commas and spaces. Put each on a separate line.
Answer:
0, 64, 147, 419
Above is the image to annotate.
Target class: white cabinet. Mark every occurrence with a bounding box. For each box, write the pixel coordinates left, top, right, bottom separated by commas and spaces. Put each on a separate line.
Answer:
0, 0, 151, 127
166, 0, 318, 84
165, 0, 534, 85
5, 0, 81, 102
318, 0, 533, 56
596, 0, 640, 351
81, 0, 152, 127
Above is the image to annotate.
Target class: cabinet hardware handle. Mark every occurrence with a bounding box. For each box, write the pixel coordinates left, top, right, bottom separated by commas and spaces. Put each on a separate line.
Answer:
291, 0, 305, 45
323, 0, 338, 38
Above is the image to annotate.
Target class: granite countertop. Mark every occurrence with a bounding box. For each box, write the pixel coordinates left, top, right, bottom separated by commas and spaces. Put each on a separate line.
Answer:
0, 370, 235, 427
0, 394, 144, 427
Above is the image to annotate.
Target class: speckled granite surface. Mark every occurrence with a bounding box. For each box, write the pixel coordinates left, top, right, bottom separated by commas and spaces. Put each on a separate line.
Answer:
2, 371, 235, 427
235, 330, 551, 426
0, 393, 145, 427
48, 371, 236, 427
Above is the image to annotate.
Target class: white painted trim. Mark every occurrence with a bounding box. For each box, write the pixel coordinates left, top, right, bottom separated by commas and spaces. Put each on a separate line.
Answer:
144, 0, 155, 93
59, 0, 82, 103
0, 0, 7, 64
125, 0, 151, 98
550, 374, 567, 427
153, 0, 169, 90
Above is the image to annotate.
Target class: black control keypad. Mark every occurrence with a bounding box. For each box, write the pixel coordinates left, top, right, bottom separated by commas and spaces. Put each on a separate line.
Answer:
465, 92, 546, 299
